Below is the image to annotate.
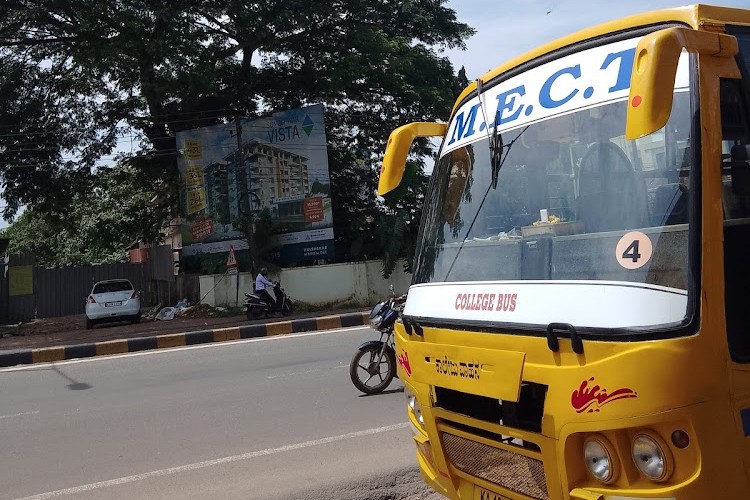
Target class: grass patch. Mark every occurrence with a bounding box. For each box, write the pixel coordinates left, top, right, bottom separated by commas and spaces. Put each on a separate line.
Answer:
293, 299, 366, 314
210, 306, 245, 317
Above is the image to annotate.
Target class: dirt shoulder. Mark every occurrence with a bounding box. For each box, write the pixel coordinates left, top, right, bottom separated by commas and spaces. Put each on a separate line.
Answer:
0, 307, 366, 351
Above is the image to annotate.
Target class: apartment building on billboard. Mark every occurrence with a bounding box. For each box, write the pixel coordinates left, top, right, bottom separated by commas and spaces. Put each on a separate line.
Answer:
244, 140, 310, 212
202, 159, 231, 224
200, 140, 311, 230
176, 104, 334, 268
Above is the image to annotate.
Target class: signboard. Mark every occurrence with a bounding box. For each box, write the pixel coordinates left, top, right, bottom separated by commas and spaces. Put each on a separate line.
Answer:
9, 265, 33, 296
226, 245, 238, 269
184, 139, 203, 160
190, 219, 215, 240
441, 37, 690, 158
186, 188, 207, 214
303, 196, 325, 223
185, 165, 205, 188
175, 104, 335, 271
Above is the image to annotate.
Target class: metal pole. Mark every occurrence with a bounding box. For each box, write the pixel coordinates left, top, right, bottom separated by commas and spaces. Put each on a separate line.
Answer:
234, 117, 246, 307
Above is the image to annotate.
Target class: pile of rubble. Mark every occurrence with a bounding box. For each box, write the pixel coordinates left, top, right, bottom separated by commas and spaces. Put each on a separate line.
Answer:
143, 300, 227, 321
178, 304, 216, 318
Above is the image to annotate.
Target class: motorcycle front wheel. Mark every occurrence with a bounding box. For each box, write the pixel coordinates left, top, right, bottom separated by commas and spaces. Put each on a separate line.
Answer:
349, 345, 395, 394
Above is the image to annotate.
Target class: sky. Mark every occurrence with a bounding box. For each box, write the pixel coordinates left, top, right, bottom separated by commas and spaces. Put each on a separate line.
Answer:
2, 1, 749, 230
443, 0, 750, 81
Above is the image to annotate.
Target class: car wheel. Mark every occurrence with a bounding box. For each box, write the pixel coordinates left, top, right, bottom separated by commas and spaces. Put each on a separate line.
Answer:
85, 317, 94, 330
131, 314, 141, 324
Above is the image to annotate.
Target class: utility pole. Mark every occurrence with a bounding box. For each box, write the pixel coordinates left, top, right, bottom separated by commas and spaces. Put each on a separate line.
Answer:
234, 116, 256, 303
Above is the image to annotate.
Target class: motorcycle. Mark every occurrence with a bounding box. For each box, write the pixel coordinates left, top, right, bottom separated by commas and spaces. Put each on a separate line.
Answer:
244, 281, 295, 320
349, 290, 406, 395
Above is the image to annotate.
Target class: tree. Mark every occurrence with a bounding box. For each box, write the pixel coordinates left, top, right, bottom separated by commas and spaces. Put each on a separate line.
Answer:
2, 163, 169, 266
0, 1, 474, 272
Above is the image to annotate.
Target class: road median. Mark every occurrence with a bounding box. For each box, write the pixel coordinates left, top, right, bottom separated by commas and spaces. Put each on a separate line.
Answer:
0, 311, 369, 368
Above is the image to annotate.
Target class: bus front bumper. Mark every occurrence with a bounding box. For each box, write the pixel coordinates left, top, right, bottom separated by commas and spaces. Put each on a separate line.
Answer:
406, 400, 733, 500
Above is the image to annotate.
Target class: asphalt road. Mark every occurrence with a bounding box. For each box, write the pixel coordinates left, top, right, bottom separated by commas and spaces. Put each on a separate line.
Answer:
0, 327, 442, 500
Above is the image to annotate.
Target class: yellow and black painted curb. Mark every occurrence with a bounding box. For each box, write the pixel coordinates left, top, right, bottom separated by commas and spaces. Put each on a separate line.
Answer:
0, 311, 370, 368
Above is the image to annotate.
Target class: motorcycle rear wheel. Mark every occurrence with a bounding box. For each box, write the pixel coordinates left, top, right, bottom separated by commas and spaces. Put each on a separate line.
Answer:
281, 300, 294, 316
349, 345, 395, 394
246, 308, 260, 320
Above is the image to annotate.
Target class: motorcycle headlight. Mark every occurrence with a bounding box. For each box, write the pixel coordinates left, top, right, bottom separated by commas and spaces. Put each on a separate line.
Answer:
632, 432, 673, 482
369, 302, 385, 319
583, 435, 618, 484
369, 315, 384, 329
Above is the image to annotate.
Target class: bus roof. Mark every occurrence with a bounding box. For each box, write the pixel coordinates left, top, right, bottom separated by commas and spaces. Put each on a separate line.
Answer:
453, 4, 750, 112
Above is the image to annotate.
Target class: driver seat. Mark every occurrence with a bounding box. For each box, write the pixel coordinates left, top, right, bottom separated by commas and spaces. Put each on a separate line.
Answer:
577, 142, 648, 232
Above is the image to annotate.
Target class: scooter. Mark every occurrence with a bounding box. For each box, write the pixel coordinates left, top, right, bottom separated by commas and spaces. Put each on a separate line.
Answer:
244, 281, 294, 320
349, 290, 406, 394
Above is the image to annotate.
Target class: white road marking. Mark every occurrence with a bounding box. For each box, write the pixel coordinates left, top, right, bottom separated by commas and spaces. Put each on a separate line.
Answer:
266, 362, 348, 380
266, 367, 322, 379
0, 410, 40, 420
0, 326, 369, 372
14, 422, 409, 500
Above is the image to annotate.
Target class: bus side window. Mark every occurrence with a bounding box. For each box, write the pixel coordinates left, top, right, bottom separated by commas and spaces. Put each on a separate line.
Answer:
721, 78, 750, 362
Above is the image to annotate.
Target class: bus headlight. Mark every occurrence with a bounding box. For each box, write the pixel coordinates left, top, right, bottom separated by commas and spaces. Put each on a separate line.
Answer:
405, 388, 424, 426
583, 435, 618, 484
632, 432, 673, 482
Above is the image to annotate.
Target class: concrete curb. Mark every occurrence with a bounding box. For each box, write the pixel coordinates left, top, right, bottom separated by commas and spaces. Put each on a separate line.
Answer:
0, 311, 370, 368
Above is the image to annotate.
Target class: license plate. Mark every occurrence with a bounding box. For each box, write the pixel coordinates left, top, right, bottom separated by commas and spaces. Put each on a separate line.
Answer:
105, 301, 123, 307
473, 486, 509, 500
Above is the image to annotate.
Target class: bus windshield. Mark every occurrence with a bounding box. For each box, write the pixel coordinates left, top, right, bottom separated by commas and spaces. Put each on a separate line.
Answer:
410, 35, 695, 333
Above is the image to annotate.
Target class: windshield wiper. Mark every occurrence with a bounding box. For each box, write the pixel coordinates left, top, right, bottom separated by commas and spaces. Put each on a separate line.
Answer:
490, 122, 503, 189
478, 78, 518, 189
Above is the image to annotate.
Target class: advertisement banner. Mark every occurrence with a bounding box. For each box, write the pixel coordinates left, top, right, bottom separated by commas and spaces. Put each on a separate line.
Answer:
175, 104, 334, 272
303, 196, 325, 223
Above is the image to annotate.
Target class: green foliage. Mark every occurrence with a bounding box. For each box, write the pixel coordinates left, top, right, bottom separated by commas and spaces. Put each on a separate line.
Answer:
209, 306, 246, 318
378, 159, 430, 278
1, 164, 169, 266
0, 1, 474, 272
311, 179, 330, 196
253, 208, 281, 272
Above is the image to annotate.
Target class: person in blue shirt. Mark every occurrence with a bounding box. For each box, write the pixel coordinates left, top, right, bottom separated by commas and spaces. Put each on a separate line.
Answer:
255, 267, 276, 310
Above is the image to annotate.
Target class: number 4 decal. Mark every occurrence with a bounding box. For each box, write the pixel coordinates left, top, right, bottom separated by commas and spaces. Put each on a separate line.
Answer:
622, 240, 641, 262
616, 231, 653, 270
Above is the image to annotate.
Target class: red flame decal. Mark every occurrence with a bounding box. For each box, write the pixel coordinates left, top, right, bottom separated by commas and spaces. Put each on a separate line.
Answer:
571, 377, 637, 413
397, 351, 411, 377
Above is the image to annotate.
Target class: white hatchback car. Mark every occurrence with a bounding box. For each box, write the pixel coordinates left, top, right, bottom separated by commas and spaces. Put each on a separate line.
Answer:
85, 279, 141, 329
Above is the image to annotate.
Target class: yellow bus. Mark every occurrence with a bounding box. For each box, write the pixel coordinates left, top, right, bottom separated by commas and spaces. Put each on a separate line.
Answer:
379, 4, 750, 500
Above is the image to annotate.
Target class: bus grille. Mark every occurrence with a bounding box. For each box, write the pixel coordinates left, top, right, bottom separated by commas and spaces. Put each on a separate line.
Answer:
442, 433, 548, 500
434, 382, 546, 432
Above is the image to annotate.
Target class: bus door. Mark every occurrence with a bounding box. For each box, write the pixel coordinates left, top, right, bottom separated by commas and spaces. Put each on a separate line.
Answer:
722, 24, 750, 474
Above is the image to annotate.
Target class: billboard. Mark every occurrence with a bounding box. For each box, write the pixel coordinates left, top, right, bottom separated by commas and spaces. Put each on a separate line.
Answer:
175, 104, 334, 272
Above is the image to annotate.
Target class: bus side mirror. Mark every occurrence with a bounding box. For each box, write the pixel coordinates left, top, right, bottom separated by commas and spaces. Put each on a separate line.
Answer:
626, 27, 739, 140
378, 122, 447, 196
